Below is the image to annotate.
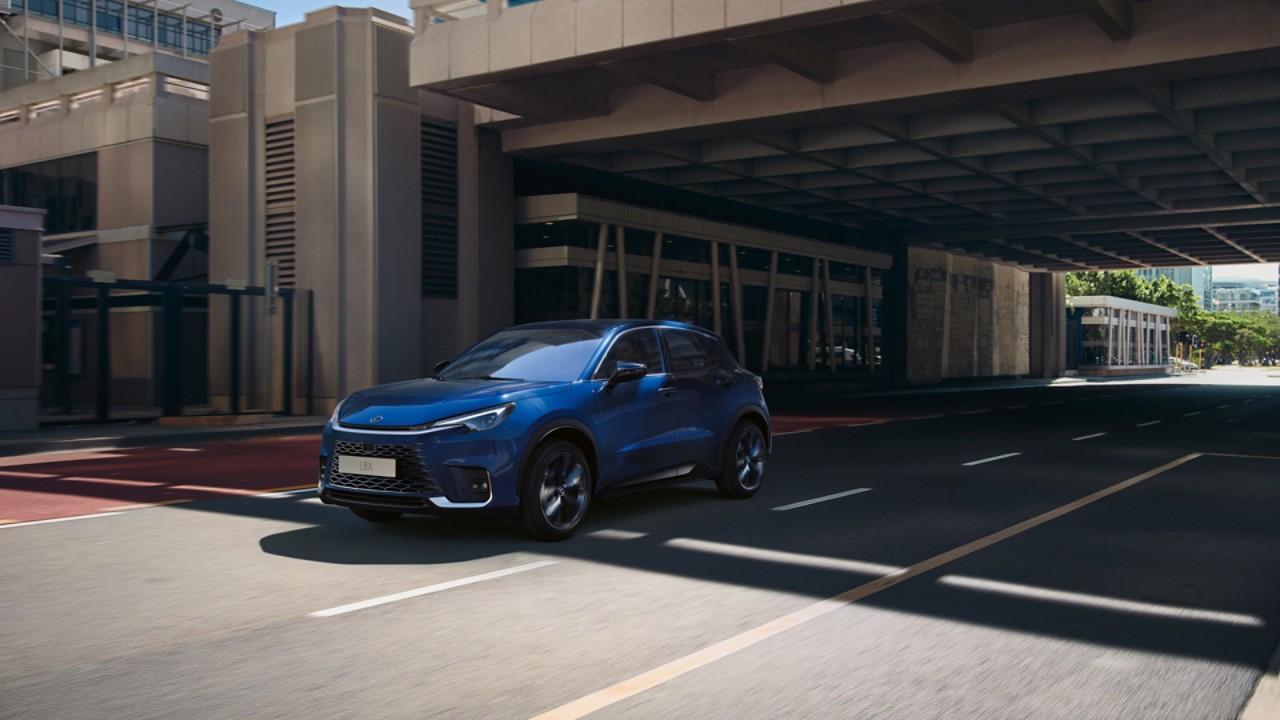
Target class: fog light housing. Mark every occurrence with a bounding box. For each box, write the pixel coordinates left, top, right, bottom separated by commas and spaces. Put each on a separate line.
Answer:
449, 467, 492, 503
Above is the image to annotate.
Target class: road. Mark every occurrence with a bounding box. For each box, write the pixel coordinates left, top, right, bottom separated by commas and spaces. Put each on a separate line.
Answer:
2, 370, 1278, 719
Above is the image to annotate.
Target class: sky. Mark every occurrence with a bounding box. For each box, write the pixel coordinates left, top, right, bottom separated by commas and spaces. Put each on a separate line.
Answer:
1211, 263, 1280, 281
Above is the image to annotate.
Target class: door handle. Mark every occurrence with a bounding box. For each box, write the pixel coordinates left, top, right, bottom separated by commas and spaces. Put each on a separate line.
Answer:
658, 386, 678, 395
716, 378, 737, 388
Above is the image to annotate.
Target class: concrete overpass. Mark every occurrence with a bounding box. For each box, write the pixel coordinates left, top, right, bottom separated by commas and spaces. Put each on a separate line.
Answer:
409, 0, 1280, 272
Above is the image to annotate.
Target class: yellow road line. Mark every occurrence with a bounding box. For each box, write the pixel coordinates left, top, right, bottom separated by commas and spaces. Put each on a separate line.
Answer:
531, 452, 1204, 720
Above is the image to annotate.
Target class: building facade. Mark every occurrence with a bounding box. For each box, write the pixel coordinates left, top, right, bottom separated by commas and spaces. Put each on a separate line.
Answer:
1, 0, 272, 92
1136, 267, 1213, 310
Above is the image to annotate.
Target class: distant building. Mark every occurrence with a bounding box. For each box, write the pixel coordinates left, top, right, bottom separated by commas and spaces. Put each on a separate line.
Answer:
1213, 281, 1264, 313
1136, 267, 1213, 310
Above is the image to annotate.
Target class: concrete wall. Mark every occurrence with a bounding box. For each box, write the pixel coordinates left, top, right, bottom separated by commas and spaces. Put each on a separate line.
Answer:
0, 207, 46, 431
209, 8, 441, 413
906, 246, 1030, 384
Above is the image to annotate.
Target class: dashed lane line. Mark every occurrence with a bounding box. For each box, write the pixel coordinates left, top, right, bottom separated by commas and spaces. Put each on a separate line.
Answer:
1137, 421, 1163, 427
962, 452, 1022, 467
772, 488, 872, 512
1073, 433, 1106, 442
310, 560, 558, 618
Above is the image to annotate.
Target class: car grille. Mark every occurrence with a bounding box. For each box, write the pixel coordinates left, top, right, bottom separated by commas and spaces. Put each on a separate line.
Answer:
329, 440, 441, 495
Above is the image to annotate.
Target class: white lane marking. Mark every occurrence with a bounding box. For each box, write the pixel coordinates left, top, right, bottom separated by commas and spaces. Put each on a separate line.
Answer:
1073, 433, 1106, 442
665, 538, 903, 577
961, 410, 990, 415
1217, 405, 1231, 410
0, 512, 125, 529
912, 415, 945, 420
843, 421, 887, 428
310, 560, 558, 617
772, 487, 872, 512
772, 429, 813, 436
1137, 421, 1163, 427
1006, 405, 1029, 410
532, 454, 1204, 720
167, 448, 202, 452
939, 575, 1264, 628
587, 529, 648, 541
1183, 411, 1202, 417
962, 452, 1022, 467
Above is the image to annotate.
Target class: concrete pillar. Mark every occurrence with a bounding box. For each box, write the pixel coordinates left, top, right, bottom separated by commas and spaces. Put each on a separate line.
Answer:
0, 207, 46, 431
456, 124, 514, 347
1029, 272, 1066, 378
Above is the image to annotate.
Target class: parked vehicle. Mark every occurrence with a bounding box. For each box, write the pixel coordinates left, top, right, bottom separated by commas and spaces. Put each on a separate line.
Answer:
317, 320, 771, 540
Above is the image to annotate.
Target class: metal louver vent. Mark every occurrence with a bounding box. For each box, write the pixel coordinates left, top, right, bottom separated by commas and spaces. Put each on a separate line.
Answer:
265, 117, 297, 288
421, 118, 458, 299
0, 229, 13, 265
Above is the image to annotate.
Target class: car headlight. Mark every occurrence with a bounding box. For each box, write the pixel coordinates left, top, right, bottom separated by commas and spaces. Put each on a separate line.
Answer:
329, 399, 345, 425
431, 403, 515, 432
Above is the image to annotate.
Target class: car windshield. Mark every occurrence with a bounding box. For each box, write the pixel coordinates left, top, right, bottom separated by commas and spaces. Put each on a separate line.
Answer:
437, 327, 605, 383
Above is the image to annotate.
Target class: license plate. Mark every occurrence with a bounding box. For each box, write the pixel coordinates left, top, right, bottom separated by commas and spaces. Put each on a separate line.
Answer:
338, 455, 396, 478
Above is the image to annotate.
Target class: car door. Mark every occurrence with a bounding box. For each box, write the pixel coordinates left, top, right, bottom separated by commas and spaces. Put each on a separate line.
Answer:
592, 328, 689, 491
660, 328, 728, 472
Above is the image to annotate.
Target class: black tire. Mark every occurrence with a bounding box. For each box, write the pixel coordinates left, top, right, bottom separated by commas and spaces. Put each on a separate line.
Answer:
518, 440, 592, 541
350, 507, 403, 523
716, 421, 767, 499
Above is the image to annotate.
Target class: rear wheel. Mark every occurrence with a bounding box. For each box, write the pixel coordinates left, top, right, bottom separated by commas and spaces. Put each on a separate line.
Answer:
350, 507, 403, 522
519, 440, 592, 541
717, 421, 767, 499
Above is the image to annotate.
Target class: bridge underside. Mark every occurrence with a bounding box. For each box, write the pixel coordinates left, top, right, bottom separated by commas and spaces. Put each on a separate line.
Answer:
413, 0, 1280, 272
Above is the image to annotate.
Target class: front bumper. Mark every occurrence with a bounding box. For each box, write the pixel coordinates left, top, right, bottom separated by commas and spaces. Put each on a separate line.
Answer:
318, 423, 523, 518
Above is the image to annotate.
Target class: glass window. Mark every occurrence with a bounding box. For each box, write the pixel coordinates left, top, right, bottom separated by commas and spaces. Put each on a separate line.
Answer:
64, 0, 91, 26
777, 253, 813, 277
592, 329, 663, 380
158, 14, 183, 49
438, 327, 604, 383
735, 246, 772, 272
661, 235, 708, 264
97, 0, 124, 33
0, 153, 97, 236
664, 329, 711, 374
515, 221, 600, 251
187, 21, 212, 55
828, 261, 865, 284
128, 7, 154, 41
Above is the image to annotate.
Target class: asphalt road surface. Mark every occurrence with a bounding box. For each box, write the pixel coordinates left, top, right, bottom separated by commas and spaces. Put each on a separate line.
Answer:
2, 370, 1279, 719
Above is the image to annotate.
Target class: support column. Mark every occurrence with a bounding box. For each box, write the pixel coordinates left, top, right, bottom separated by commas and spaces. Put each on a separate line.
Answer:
865, 266, 875, 369
823, 260, 836, 371
729, 244, 745, 363
590, 224, 607, 319
616, 226, 628, 319
761, 251, 778, 371
710, 241, 722, 334
807, 258, 820, 371
646, 233, 662, 319
1028, 272, 1066, 378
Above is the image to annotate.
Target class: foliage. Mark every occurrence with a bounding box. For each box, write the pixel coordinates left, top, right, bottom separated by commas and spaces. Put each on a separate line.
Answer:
1066, 270, 1280, 366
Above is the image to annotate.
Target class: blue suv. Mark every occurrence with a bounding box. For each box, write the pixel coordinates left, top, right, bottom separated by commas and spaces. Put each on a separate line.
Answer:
318, 320, 771, 540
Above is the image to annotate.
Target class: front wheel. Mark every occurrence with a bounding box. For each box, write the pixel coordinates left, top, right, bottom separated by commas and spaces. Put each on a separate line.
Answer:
717, 422, 767, 499
519, 440, 592, 541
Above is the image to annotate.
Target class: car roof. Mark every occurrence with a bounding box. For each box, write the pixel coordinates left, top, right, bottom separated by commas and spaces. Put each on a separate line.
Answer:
510, 318, 718, 337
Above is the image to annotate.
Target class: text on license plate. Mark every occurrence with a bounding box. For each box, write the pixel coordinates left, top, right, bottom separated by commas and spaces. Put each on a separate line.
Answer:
338, 455, 397, 478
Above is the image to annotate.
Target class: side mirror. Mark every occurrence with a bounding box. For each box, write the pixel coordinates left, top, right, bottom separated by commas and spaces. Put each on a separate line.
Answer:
605, 361, 647, 388
433, 360, 450, 374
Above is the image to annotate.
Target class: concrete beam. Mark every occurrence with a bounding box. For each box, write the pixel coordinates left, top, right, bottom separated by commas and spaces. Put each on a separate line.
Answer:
602, 54, 716, 102
728, 31, 836, 84
1072, 0, 1131, 41
879, 6, 972, 64
451, 76, 609, 121
909, 206, 1280, 242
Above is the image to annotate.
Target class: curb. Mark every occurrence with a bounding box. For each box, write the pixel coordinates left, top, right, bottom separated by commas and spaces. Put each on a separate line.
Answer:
0, 421, 326, 458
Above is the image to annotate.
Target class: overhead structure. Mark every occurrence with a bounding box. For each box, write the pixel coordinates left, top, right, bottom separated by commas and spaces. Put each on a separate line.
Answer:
410, 0, 1280, 271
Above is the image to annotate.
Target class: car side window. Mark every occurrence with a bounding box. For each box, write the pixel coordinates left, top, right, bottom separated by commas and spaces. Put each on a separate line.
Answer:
664, 329, 712, 374
592, 329, 664, 380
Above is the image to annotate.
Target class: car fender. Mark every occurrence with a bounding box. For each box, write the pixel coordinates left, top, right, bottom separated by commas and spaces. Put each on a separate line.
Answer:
724, 402, 773, 464
515, 415, 602, 499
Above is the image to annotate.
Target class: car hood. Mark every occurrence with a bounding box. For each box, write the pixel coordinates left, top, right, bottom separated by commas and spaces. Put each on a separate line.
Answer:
337, 378, 565, 428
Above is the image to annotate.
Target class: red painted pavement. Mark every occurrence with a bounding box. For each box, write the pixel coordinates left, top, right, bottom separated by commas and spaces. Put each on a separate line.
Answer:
0, 437, 322, 524
0, 411, 912, 524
